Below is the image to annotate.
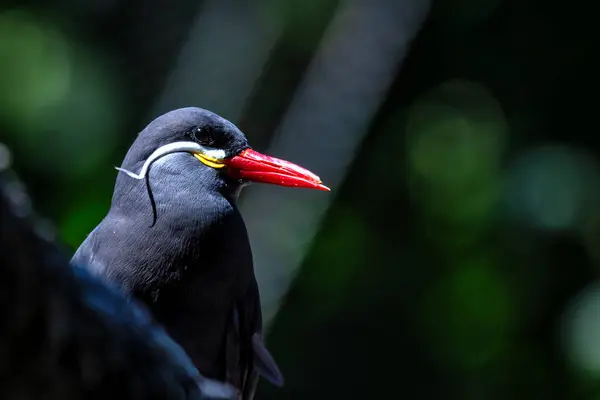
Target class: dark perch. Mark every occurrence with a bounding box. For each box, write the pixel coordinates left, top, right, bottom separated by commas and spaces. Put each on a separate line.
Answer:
0, 167, 235, 400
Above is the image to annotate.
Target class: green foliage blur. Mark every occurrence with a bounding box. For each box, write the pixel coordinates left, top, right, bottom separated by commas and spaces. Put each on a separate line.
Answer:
2, 0, 600, 399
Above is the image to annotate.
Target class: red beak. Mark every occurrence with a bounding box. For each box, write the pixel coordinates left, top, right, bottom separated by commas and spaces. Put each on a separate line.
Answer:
223, 149, 330, 191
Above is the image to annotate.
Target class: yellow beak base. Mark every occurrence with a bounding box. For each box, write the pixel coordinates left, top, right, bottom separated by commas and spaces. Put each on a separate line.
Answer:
194, 153, 226, 169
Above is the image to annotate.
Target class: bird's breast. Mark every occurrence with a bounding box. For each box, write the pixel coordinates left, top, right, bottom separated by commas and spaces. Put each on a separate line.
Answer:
95, 186, 255, 379
140, 227, 254, 380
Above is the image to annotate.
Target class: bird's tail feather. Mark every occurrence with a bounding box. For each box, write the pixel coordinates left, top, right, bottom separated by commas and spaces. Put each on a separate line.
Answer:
252, 334, 284, 387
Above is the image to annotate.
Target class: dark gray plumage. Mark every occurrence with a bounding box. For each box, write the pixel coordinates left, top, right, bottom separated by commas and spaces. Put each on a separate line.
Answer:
0, 168, 235, 400
72, 108, 283, 400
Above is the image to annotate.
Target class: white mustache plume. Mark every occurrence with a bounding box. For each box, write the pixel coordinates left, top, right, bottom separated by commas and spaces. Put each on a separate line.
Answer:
115, 141, 206, 180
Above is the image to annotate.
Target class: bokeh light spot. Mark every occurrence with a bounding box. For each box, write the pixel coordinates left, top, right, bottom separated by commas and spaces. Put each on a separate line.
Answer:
0, 9, 124, 180
407, 79, 507, 190
420, 257, 515, 369
406, 80, 506, 245
0, 143, 12, 170
562, 281, 600, 378
0, 9, 71, 123
506, 145, 600, 232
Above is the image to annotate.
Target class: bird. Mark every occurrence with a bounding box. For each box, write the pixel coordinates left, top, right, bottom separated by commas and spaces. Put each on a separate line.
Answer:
71, 107, 329, 399
0, 165, 236, 400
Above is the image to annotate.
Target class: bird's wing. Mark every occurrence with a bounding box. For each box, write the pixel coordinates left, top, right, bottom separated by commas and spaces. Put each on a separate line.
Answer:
228, 278, 283, 400
251, 333, 283, 386
70, 265, 237, 400
246, 278, 283, 388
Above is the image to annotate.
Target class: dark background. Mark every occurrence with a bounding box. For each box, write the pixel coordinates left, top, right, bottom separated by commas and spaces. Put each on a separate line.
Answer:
1, 0, 599, 398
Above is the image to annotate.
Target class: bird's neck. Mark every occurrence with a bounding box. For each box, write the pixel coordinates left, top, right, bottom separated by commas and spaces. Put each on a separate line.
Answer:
112, 159, 247, 235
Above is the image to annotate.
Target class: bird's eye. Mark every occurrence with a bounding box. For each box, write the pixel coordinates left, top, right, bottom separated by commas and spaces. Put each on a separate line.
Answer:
191, 127, 215, 146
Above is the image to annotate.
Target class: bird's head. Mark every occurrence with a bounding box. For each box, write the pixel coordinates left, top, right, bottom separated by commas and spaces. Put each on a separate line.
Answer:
117, 108, 329, 194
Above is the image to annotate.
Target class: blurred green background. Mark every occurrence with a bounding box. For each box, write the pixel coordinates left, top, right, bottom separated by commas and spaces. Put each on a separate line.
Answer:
2, 0, 600, 398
